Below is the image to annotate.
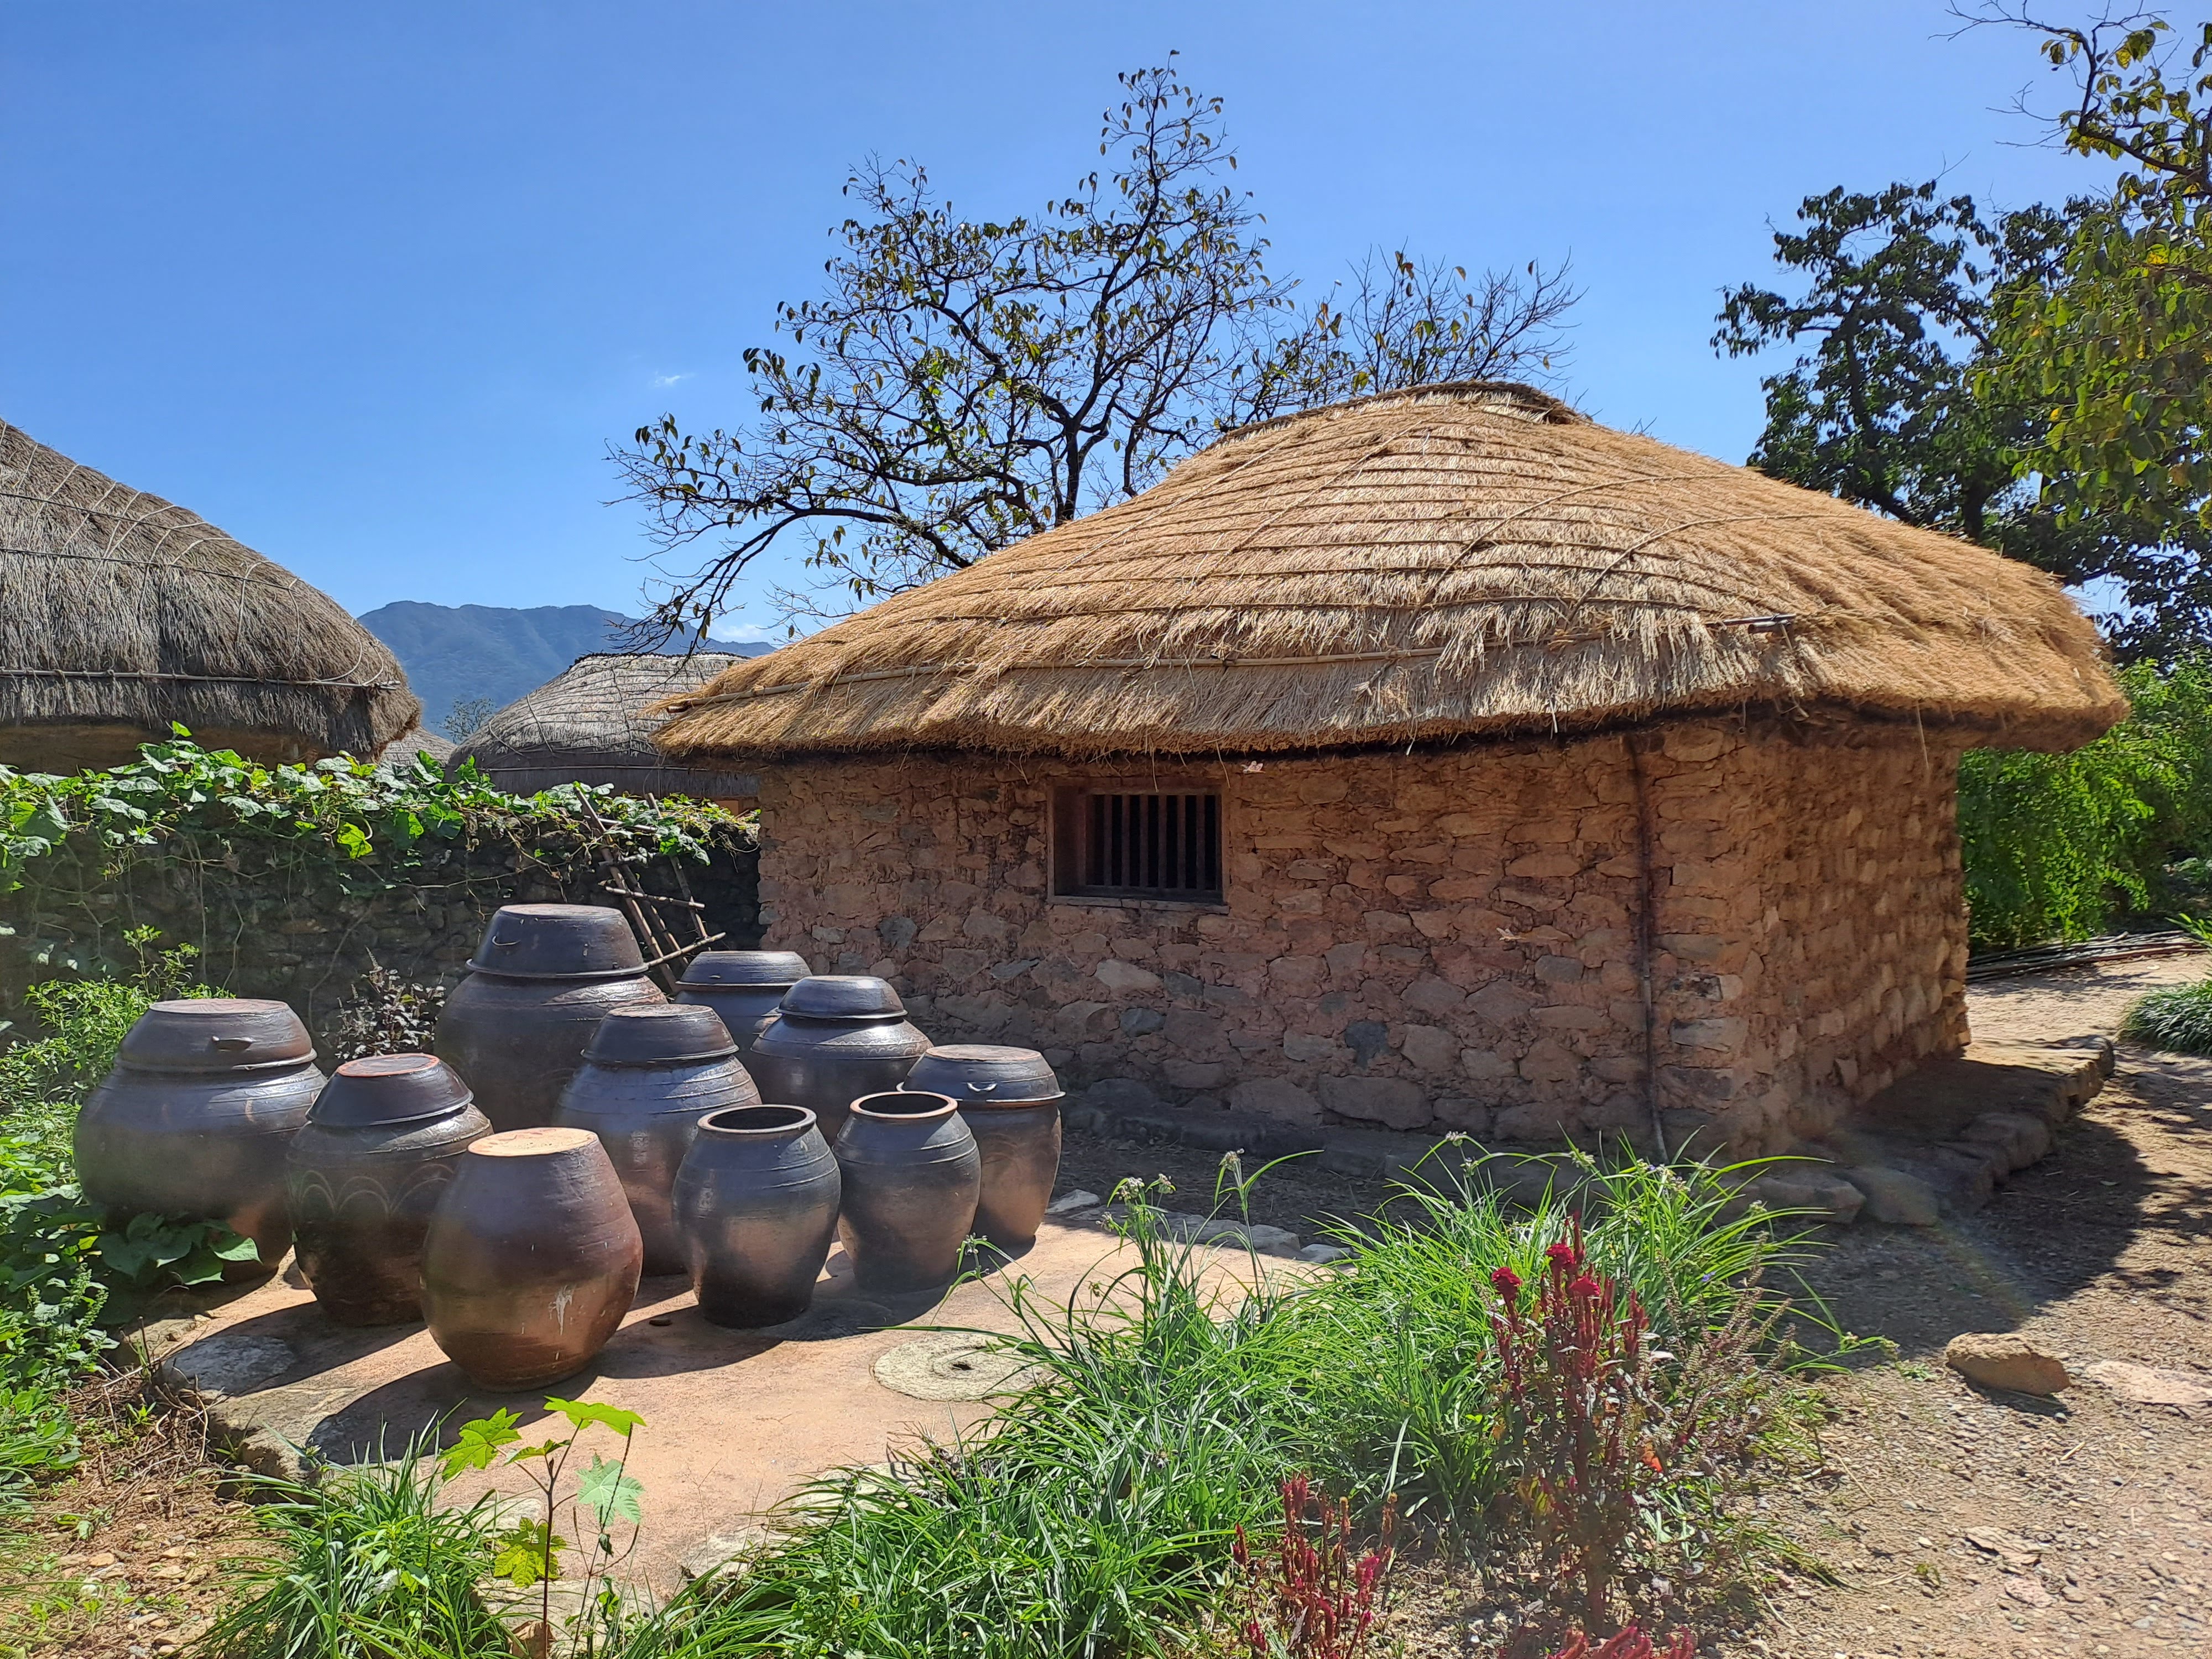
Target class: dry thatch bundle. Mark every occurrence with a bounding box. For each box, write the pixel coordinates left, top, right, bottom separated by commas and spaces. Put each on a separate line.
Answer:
652, 383, 2125, 761
1, 419, 420, 773
451, 652, 757, 798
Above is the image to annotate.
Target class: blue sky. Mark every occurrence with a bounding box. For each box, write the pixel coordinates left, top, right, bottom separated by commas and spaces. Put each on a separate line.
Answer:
1, 2, 2106, 638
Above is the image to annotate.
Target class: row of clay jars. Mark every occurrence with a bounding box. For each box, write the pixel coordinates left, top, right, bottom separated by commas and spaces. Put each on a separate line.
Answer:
740, 975, 932, 1142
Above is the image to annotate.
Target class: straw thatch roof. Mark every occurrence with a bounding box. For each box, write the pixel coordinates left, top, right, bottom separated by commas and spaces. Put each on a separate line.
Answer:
375, 727, 456, 769
451, 652, 757, 798
651, 382, 2125, 763
1, 419, 420, 773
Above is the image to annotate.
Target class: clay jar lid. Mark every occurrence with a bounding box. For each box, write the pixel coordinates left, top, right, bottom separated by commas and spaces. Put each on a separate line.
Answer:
311, 1053, 475, 1128
778, 975, 910, 1023
696, 1103, 817, 1138
904, 1045, 1063, 1106
679, 950, 810, 990
583, 1004, 737, 1067
117, 998, 314, 1073
466, 904, 646, 980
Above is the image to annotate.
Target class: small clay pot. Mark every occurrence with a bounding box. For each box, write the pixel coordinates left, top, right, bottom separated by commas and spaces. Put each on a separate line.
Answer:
75, 998, 324, 1274
552, 1004, 760, 1276
906, 1045, 1065, 1252
286, 1053, 492, 1325
435, 904, 665, 1134
420, 1126, 643, 1390
743, 976, 931, 1144
832, 1090, 980, 1295
675, 951, 811, 1053
672, 1104, 841, 1327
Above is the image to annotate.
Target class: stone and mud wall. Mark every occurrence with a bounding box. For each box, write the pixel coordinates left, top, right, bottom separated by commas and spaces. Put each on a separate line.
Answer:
755, 719, 1971, 1156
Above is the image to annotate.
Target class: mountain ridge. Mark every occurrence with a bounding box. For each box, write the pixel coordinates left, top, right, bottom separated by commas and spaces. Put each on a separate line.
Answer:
358, 601, 772, 737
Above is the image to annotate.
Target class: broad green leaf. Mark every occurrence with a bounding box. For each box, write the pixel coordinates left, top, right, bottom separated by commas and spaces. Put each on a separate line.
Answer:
489, 1519, 565, 1589
577, 1453, 645, 1526
545, 1397, 646, 1438
439, 1408, 523, 1477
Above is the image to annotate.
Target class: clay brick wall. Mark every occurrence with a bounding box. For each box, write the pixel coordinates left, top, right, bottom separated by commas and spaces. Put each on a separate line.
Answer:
755, 718, 1969, 1156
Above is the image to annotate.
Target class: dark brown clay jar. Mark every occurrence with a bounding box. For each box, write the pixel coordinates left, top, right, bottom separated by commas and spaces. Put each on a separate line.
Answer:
675, 951, 811, 1053
75, 998, 324, 1274
832, 1090, 979, 1295
672, 1104, 840, 1327
743, 976, 931, 1145
285, 1054, 492, 1326
420, 1126, 643, 1391
905, 1046, 1064, 1252
435, 905, 665, 1134
552, 1004, 759, 1277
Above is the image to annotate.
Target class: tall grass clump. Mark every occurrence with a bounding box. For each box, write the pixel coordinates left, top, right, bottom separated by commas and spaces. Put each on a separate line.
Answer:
2121, 914, 2212, 1053
641, 1152, 1822, 1659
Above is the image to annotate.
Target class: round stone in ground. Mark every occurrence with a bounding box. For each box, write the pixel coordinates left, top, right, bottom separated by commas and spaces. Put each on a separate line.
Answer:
873, 1332, 1041, 1401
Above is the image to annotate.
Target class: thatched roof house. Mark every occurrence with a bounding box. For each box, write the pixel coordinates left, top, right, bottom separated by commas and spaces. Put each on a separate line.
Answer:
451, 652, 756, 801
653, 383, 2122, 1156
1, 419, 420, 773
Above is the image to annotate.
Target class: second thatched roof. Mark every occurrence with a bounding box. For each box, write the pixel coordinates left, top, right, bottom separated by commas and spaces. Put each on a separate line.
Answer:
1, 418, 420, 773
451, 652, 757, 798
651, 382, 2125, 762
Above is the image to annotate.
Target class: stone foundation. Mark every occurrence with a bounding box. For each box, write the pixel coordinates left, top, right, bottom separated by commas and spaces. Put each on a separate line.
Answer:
755, 718, 1970, 1156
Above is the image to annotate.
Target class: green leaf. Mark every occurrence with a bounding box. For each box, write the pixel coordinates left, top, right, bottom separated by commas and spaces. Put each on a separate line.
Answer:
439, 1408, 523, 1478
545, 1397, 646, 1438
577, 1453, 645, 1526
489, 1519, 565, 1589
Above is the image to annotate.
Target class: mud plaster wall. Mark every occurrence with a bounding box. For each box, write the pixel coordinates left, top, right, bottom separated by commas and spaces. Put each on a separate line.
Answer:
755, 719, 1972, 1156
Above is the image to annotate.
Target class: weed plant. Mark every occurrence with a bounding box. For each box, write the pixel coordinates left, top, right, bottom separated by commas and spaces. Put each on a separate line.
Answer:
2121, 912, 2212, 1053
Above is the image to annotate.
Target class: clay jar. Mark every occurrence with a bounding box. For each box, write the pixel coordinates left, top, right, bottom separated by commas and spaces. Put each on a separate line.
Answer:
420, 1126, 643, 1391
285, 1055, 492, 1326
671, 1104, 840, 1328
904, 1046, 1063, 1252
435, 904, 665, 1134
75, 998, 324, 1273
833, 1090, 980, 1295
675, 950, 811, 1053
743, 975, 931, 1144
552, 1004, 759, 1277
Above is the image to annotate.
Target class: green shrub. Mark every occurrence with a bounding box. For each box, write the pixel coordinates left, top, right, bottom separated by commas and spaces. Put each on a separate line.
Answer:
1960, 656, 2212, 948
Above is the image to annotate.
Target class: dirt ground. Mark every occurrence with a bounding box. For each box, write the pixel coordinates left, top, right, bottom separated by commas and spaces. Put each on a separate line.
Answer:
4, 954, 2207, 1658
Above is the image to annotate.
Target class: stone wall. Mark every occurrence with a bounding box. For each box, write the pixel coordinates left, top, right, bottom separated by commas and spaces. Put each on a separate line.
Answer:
755, 718, 1970, 1156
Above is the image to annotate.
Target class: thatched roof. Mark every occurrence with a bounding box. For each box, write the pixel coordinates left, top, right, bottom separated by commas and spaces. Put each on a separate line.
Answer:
375, 727, 456, 768
651, 382, 2125, 763
1, 419, 420, 773
451, 653, 757, 798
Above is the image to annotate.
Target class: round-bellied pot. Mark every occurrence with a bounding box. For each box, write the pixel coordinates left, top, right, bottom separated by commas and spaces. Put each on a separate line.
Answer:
552, 1004, 759, 1277
671, 1104, 840, 1328
420, 1126, 643, 1390
905, 1045, 1064, 1253
832, 1090, 980, 1295
675, 951, 811, 1053
742, 977, 931, 1145
434, 905, 665, 1135
75, 998, 324, 1275
285, 1054, 491, 1326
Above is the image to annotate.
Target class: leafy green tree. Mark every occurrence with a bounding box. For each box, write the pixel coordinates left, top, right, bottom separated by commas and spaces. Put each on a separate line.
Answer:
615, 65, 1572, 632
1973, 7, 2212, 655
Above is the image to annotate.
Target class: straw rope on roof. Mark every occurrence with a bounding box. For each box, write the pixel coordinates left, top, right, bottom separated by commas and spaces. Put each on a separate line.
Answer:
650, 382, 2126, 762
1, 419, 421, 772
451, 653, 758, 798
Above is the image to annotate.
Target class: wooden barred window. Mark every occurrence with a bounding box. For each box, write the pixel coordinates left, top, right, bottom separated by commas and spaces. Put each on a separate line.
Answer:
1052, 787, 1223, 903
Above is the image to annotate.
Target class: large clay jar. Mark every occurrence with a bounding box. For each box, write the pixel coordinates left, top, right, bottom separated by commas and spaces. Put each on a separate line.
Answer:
675, 951, 811, 1053
285, 1054, 492, 1326
434, 904, 665, 1135
833, 1090, 980, 1295
420, 1126, 643, 1390
75, 998, 323, 1274
552, 1004, 759, 1277
905, 1045, 1063, 1252
671, 1104, 841, 1328
743, 976, 931, 1145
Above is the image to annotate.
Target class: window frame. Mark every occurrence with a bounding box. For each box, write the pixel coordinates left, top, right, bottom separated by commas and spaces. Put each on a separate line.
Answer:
1048, 776, 1232, 910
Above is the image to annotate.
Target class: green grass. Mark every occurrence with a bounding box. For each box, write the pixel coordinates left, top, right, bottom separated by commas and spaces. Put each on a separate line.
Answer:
2121, 975, 2212, 1052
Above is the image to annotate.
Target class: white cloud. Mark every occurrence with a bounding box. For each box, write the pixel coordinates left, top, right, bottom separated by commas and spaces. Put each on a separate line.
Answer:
649, 372, 691, 388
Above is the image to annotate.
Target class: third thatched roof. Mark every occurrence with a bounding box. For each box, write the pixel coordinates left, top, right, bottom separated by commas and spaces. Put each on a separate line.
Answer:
452, 652, 757, 798
651, 382, 2125, 762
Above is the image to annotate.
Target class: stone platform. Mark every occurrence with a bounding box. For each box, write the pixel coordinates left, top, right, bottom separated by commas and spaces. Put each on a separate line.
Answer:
141, 1212, 1244, 1592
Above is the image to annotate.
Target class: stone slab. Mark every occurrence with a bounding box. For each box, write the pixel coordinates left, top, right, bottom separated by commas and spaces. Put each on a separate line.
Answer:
141, 1217, 1242, 1594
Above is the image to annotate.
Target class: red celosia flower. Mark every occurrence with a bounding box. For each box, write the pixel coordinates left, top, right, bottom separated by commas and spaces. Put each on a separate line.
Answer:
1491, 1265, 1523, 1302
